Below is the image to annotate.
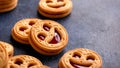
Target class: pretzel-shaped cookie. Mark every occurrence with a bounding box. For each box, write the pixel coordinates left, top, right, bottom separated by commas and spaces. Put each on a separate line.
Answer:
59, 48, 102, 68
7, 55, 49, 68
38, 0, 72, 18
29, 20, 68, 55
0, 42, 8, 68
11, 18, 42, 44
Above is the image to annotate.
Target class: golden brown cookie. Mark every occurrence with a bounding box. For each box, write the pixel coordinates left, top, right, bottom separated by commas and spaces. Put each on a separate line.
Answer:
59, 48, 102, 68
11, 18, 42, 44
0, 41, 14, 59
0, 0, 18, 13
38, 0, 73, 18
7, 55, 49, 68
29, 20, 68, 55
0, 42, 8, 68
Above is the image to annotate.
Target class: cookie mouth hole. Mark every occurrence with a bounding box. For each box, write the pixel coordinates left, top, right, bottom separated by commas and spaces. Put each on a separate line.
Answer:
29, 21, 35, 26
19, 27, 28, 31
70, 62, 90, 68
87, 55, 95, 61
43, 25, 50, 31
37, 34, 45, 40
14, 58, 23, 65
46, 0, 53, 3
49, 30, 61, 44
28, 62, 37, 68
57, 0, 63, 2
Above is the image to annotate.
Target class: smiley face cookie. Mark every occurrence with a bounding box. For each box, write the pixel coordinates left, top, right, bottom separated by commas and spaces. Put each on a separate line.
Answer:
11, 18, 42, 44
7, 55, 49, 68
59, 48, 102, 68
0, 42, 8, 68
29, 20, 68, 55
0, 0, 18, 13
0, 41, 14, 59
38, 0, 73, 18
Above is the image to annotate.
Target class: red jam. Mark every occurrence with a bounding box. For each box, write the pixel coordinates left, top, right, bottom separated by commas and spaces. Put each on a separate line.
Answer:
38, 34, 45, 40
49, 32, 61, 44
43, 25, 50, 31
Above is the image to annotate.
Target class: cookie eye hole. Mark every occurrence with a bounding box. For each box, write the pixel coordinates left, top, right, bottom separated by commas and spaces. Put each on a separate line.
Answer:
29, 21, 35, 26
73, 54, 81, 59
49, 30, 61, 44
46, 0, 53, 3
19, 27, 28, 31
37, 34, 45, 40
14, 58, 23, 65
43, 25, 50, 31
28, 62, 37, 68
57, 0, 63, 2
87, 55, 95, 61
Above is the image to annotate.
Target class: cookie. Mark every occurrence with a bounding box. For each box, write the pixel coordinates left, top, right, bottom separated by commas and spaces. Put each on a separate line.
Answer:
0, 42, 8, 68
38, 0, 73, 18
7, 55, 49, 68
0, 0, 18, 13
59, 48, 102, 68
0, 41, 14, 59
29, 20, 68, 55
11, 18, 42, 44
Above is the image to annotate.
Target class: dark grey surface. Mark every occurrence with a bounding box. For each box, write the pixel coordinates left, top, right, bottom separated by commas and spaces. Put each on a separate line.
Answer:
0, 0, 120, 68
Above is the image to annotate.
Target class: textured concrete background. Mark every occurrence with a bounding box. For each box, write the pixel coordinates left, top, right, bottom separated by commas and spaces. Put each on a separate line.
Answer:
0, 0, 120, 68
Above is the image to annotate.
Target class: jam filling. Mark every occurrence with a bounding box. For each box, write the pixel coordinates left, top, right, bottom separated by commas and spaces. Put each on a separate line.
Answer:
49, 31, 61, 44
43, 25, 50, 31
37, 34, 45, 40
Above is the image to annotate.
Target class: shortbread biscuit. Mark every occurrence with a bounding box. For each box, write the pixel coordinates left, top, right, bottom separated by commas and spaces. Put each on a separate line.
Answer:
7, 55, 49, 68
0, 41, 14, 58
0, 42, 8, 68
38, 0, 72, 18
11, 18, 42, 44
29, 20, 68, 55
59, 48, 102, 68
0, 0, 18, 13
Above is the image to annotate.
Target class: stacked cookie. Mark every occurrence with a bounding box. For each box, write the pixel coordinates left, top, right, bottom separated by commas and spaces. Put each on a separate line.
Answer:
0, 0, 18, 13
11, 18, 68, 56
38, 0, 73, 18
0, 41, 14, 68
0, 41, 49, 68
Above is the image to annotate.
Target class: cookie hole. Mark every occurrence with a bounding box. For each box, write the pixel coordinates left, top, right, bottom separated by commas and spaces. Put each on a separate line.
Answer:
14, 58, 23, 65
73, 53, 81, 59
28, 63, 37, 68
29, 21, 35, 26
9, 53, 12, 58
19, 27, 28, 31
43, 25, 50, 31
87, 55, 95, 61
37, 34, 45, 40
46, 0, 53, 3
70, 61, 90, 68
49, 30, 61, 44
57, 0, 63, 2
